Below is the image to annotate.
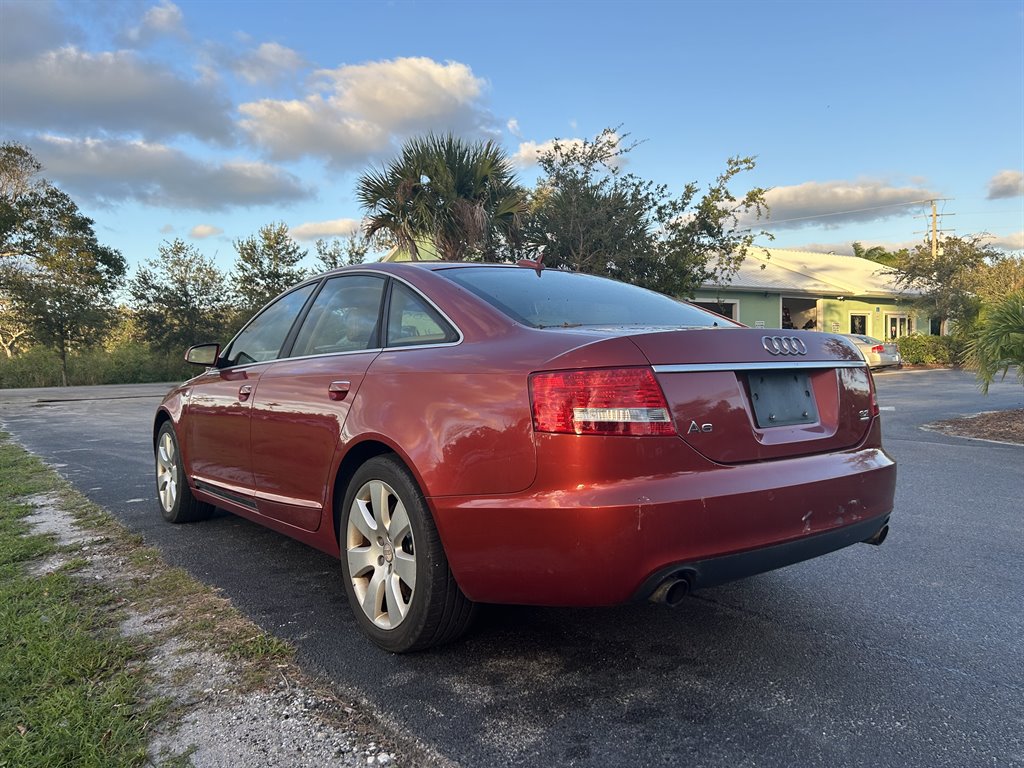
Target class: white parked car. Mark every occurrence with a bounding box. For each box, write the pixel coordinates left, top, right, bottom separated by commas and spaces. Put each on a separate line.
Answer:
843, 334, 902, 369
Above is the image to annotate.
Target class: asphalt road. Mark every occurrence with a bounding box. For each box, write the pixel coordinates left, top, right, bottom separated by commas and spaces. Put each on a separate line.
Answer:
2, 369, 1022, 767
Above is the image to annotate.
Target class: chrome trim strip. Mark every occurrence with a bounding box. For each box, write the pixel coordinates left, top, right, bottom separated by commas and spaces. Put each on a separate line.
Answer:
653, 361, 867, 373
253, 489, 322, 510
193, 478, 258, 509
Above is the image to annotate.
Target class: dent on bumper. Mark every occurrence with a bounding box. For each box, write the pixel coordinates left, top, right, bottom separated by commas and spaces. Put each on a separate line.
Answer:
429, 447, 896, 606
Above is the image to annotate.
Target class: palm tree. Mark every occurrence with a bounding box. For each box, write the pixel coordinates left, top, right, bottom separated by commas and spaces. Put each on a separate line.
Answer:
356, 134, 526, 261
852, 241, 899, 267
964, 290, 1024, 393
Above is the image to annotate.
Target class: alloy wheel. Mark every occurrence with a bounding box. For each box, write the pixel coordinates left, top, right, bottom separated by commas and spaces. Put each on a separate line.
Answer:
345, 479, 417, 630
156, 430, 178, 513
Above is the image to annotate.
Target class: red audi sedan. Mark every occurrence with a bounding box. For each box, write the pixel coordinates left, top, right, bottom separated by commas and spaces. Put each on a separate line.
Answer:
153, 262, 895, 652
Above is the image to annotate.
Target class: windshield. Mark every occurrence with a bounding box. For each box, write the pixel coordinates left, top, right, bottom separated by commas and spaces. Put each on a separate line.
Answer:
440, 266, 734, 329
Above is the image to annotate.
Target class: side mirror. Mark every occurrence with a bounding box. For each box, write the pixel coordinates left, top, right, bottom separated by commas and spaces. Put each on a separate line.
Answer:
184, 343, 220, 367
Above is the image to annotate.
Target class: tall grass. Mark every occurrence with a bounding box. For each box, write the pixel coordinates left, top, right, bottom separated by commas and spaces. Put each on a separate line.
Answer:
0, 344, 191, 389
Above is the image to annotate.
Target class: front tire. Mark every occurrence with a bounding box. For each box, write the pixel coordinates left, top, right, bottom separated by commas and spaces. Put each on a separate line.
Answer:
340, 455, 475, 652
155, 421, 213, 523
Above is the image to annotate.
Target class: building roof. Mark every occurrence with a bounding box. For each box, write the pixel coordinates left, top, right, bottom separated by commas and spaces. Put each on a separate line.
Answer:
380, 237, 441, 262
703, 247, 919, 298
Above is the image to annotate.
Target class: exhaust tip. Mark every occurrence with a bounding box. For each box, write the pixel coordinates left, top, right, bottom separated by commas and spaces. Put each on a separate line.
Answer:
864, 524, 889, 546
649, 574, 692, 607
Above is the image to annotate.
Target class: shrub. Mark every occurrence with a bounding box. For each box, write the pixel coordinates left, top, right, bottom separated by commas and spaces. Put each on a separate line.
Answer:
0, 347, 63, 388
896, 333, 964, 366
0, 344, 191, 388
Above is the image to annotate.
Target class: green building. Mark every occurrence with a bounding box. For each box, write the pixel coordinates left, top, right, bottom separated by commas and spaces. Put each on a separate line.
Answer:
691, 248, 935, 340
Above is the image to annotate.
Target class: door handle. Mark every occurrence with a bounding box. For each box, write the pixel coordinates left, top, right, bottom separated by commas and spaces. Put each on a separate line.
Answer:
238, 384, 253, 401
328, 381, 351, 401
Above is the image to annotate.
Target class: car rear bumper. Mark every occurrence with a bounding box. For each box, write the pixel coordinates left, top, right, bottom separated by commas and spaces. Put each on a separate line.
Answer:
631, 513, 889, 601
429, 446, 896, 606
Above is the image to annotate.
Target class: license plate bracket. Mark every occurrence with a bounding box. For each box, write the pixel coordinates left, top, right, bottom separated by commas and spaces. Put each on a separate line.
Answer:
748, 371, 818, 428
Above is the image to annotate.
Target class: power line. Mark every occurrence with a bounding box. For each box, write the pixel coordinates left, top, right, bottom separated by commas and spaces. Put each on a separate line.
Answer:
764, 198, 934, 226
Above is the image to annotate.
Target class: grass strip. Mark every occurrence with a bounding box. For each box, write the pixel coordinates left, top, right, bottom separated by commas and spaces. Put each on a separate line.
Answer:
0, 432, 316, 767
0, 438, 155, 767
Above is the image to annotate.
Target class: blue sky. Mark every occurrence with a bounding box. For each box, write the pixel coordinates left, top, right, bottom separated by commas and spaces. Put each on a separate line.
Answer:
2, 0, 1022, 273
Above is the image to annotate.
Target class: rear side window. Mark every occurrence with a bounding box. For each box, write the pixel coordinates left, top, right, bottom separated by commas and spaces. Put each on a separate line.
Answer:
440, 267, 730, 328
386, 282, 457, 347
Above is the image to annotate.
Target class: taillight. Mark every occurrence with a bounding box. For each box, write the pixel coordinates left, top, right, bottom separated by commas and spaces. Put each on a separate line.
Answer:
871, 345, 885, 353
867, 370, 880, 417
530, 367, 674, 436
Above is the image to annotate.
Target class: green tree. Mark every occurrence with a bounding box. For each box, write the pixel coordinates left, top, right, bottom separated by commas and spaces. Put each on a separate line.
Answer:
963, 290, 1024, 393
2, 185, 126, 385
357, 133, 527, 261
1, 142, 47, 257
129, 239, 232, 353
973, 253, 1024, 304
314, 232, 368, 272
0, 296, 30, 358
522, 128, 769, 296
232, 222, 307, 312
851, 241, 905, 268
890, 235, 1005, 329
1, 142, 46, 357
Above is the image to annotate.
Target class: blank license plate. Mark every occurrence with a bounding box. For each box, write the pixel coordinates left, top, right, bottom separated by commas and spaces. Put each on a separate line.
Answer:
748, 372, 818, 428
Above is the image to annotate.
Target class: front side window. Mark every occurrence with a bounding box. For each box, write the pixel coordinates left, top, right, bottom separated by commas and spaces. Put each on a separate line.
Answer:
291, 275, 386, 357
221, 283, 316, 367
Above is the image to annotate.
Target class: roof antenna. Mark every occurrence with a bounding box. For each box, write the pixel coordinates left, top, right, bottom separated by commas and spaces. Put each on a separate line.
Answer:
516, 247, 545, 275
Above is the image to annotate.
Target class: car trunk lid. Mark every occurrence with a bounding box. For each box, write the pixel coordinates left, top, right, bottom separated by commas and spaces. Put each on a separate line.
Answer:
630, 329, 875, 463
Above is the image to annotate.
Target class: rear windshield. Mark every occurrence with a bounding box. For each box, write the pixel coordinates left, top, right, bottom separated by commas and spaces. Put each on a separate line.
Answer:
440, 266, 731, 328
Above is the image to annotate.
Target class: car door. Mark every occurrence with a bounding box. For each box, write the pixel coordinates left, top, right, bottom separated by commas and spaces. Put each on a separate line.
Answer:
249, 274, 386, 531
185, 283, 317, 507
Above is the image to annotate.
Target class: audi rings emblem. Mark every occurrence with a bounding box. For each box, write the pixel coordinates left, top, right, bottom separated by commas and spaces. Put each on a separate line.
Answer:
761, 335, 808, 355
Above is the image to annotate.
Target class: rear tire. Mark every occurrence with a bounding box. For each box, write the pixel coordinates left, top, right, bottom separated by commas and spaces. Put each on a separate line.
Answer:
339, 455, 475, 652
155, 421, 213, 523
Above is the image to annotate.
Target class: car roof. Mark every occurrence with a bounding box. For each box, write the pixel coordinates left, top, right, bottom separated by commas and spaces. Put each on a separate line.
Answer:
315, 261, 528, 279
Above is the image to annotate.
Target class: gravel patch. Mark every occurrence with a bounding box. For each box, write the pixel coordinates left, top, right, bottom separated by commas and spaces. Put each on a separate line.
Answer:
924, 407, 1024, 445
19, 493, 451, 768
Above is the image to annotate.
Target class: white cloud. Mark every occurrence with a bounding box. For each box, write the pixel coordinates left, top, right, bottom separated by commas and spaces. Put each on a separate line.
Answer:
751, 179, 938, 231
511, 138, 586, 168
290, 219, 362, 241
507, 118, 522, 138
0, 46, 232, 142
122, 1, 186, 45
159, 224, 175, 234
987, 231, 1024, 250
33, 135, 312, 210
239, 57, 491, 167
144, 1, 184, 32
0, 1, 80, 61
189, 224, 223, 239
986, 170, 1024, 199
511, 133, 628, 171
233, 42, 305, 85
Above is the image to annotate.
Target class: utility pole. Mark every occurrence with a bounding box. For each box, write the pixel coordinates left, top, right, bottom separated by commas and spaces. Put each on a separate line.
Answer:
913, 199, 955, 258
931, 200, 938, 260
